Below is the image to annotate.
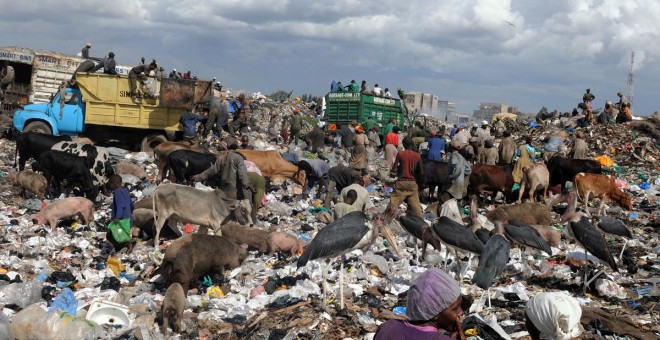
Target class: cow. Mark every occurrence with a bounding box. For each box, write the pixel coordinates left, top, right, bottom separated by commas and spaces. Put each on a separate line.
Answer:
152, 183, 254, 247
14, 132, 72, 170
34, 150, 99, 200
166, 149, 217, 184
238, 150, 306, 185
415, 159, 451, 201
51, 142, 114, 189
547, 155, 602, 188
468, 164, 515, 202
517, 163, 550, 203
573, 173, 633, 216
154, 141, 208, 182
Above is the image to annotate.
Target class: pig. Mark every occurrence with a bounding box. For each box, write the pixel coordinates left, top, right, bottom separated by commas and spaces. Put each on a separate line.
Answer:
133, 208, 181, 240
71, 137, 94, 145
220, 223, 270, 253
529, 224, 562, 248
267, 232, 307, 257
160, 234, 248, 292
114, 161, 148, 180
486, 202, 552, 226
517, 163, 550, 204
161, 282, 185, 335
30, 197, 95, 229
13, 170, 47, 199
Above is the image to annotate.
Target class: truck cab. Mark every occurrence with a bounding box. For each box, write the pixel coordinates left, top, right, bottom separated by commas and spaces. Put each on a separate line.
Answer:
12, 87, 85, 135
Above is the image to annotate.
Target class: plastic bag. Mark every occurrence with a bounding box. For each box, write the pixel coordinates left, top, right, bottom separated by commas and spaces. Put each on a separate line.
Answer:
49, 288, 78, 315
0, 279, 43, 308
11, 304, 103, 340
108, 219, 131, 244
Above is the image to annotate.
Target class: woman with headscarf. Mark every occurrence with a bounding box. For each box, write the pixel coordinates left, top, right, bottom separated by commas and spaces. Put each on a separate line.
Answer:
375, 268, 465, 339
512, 136, 535, 191
525, 292, 583, 340
440, 140, 471, 203
349, 125, 369, 175
572, 131, 588, 159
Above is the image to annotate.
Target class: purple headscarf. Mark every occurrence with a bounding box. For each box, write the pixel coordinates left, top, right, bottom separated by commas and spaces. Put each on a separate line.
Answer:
406, 268, 460, 321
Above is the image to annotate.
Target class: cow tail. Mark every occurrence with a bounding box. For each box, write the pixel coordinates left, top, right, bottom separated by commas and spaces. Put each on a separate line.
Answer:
13, 144, 18, 168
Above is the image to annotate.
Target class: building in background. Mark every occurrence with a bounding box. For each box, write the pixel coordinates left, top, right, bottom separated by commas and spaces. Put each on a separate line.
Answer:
438, 100, 456, 121
473, 102, 509, 121
404, 92, 439, 116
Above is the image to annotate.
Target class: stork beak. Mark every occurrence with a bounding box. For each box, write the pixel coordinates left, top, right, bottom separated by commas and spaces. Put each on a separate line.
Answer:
381, 225, 400, 256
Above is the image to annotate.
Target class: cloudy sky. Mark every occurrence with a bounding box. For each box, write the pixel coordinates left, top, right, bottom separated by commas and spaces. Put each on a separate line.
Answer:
1, 0, 657, 115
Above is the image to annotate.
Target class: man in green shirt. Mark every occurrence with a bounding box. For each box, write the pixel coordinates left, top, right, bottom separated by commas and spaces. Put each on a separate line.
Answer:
346, 80, 359, 92
384, 119, 396, 134
289, 108, 303, 144
363, 115, 377, 132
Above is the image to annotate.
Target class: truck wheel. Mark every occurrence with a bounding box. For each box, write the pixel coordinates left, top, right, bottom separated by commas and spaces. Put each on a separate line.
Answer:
23, 121, 52, 135
141, 134, 167, 153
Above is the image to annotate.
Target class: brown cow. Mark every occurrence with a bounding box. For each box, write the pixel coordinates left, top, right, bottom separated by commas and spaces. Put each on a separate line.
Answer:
469, 164, 515, 202
238, 150, 306, 185
573, 173, 633, 216
517, 163, 550, 203
154, 142, 208, 182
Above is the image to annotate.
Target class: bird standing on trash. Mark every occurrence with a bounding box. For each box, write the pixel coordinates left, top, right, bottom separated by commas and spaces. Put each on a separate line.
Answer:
297, 211, 398, 309
504, 220, 552, 270
595, 215, 632, 261
428, 216, 484, 277
398, 210, 441, 264
472, 220, 510, 309
568, 215, 617, 293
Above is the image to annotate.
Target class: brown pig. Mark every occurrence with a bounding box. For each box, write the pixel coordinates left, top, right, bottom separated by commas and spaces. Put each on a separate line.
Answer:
161, 282, 185, 335
267, 232, 307, 257
486, 202, 552, 226
30, 197, 95, 229
220, 223, 270, 253
114, 161, 148, 180
160, 234, 247, 292
13, 170, 47, 199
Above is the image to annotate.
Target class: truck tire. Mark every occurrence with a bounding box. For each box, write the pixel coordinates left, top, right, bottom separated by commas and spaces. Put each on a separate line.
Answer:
23, 121, 52, 135
141, 134, 167, 153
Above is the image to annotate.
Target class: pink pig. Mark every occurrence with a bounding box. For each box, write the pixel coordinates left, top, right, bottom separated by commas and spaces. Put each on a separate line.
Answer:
31, 197, 95, 229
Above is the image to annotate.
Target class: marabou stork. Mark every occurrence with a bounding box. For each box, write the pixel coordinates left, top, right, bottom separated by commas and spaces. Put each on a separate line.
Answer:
472, 221, 510, 308
474, 227, 492, 245
568, 215, 618, 293
429, 216, 484, 277
297, 211, 397, 309
505, 220, 552, 270
595, 215, 632, 261
398, 210, 441, 263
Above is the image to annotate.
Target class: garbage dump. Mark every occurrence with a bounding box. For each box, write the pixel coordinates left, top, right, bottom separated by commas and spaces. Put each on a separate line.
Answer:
0, 98, 658, 340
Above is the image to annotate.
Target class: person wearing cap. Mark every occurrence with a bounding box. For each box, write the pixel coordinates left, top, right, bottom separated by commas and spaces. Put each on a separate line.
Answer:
572, 131, 588, 159
375, 268, 465, 340
525, 292, 583, 340
512, 136, 535, 191
386, 137, 424, 221
81, 43, 91, 59
169, 68, 179, 79
441, 140, 471, 203
427, 131, 446, 161
91, 52, 119, 76
349, 125, 369, 175
289, 108, 303, 144
476, 120, 491, 142
478, 139, 499, 165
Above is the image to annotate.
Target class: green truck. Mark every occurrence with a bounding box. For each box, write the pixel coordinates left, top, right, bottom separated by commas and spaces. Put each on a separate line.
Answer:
323, 92, 406, 134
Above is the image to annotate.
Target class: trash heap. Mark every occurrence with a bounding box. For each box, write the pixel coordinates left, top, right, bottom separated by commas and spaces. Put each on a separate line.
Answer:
0, 111, 658, 339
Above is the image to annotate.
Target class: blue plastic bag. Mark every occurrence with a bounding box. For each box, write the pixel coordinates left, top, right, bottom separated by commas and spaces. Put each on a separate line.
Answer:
639, 182, 650, 190
48, 288, 78, 315
393, 306, 407, 315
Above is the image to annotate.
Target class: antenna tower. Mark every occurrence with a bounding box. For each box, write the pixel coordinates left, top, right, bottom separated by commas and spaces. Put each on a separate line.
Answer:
626, 51, 634, 109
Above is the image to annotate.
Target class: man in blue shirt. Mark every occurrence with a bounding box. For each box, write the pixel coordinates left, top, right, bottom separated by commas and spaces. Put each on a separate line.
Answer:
179, 107, 206, 144
107, 174, 135, 252
426, 131, 446, 161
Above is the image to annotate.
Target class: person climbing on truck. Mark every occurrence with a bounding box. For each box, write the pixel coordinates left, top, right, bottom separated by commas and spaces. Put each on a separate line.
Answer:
81, 43, 91, 59
179, 106, 206, 145
128, 61, 157, 104
91, 52, 118, 75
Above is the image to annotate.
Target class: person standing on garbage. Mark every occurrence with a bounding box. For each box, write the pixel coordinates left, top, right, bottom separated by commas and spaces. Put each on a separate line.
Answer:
440, 140, 471, 204
323, 165, 359, 209
478, 139, 499, 165
512, 136, 535, 191
192, 149, 255, 201
476, 120, 491, 143
247, 172, 266, 218
375, 267, 465, 340
106, 174, 135, 252
289, 108, 303, 144
572, 131, 589, 159
349, 126, 369, 176
582, 88, 595, 108
525, 292, 583, 340
233, 93, 252, 134
385, 137, 424, 222
367, 125, 382, 161
179, 106, 206, 145
200, 93, 225, 137
498, 130, 516, 165
81, 43, 91, 59
384, 126, 400, 168
128, 61, 157, 104
493, 117, 506, 137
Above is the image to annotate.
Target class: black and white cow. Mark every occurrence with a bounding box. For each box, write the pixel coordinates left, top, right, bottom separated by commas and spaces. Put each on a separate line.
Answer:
51, 142, 114, 189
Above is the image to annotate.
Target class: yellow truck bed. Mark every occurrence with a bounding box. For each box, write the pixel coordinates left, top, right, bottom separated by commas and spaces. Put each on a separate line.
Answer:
76, 74, 212, 131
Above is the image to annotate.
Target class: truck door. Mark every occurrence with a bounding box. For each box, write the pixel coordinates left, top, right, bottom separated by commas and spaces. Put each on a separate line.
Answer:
52, 88, 84, 134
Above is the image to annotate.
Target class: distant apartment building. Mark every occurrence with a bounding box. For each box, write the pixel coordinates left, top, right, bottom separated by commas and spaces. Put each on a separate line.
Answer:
438, 100, 456, 121
404, 92, 439, 116
473, 102, 509, 121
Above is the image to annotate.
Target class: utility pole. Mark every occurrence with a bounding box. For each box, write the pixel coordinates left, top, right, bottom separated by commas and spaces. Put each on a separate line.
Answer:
627, 51, 634, 111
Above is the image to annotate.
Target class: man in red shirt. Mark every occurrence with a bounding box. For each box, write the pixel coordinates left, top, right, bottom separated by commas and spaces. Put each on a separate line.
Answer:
384, 126, 400, 168
386, 137, 423, 222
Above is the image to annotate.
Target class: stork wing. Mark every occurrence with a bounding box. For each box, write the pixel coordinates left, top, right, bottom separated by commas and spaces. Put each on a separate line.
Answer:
433, 216, 484, 254
297, 211, 370, 268
597, 216, 632, 238
507, 220, 552, 255
399, 211, 427, 240
570, 217, 617, 271
473, 235, 510, 290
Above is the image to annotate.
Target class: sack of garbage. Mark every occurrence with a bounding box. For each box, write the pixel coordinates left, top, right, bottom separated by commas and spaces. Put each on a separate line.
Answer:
0, 279, 44, 308
11, 304, 104, 340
